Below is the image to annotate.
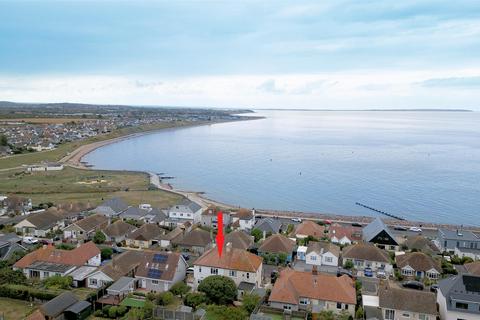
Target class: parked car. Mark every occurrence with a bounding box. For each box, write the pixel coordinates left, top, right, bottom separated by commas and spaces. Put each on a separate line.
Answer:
351, 222, 362, 227
291, 218, 302, 223
402, 280, 424, 290
22, 236, 38, 245
364, 267, 373, 277
430, 284, 439, 292
337, 268, 355, 280
182, 253, 190, 261
394, 226, 408, 231
323, 219, 332, 225
186, 267, 194, 274
409, 226, 422, 232
376, 269, 387, 279
39, 239, 52, 245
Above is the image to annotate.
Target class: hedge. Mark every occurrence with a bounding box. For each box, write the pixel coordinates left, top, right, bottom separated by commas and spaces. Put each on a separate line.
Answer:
0, 284, 59, 301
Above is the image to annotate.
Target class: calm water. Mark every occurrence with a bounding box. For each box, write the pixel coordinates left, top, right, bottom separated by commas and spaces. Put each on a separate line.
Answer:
85, 110, 480, 225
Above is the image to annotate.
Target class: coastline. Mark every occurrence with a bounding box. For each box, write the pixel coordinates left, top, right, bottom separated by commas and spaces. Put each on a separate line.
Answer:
65, 117, 480, 233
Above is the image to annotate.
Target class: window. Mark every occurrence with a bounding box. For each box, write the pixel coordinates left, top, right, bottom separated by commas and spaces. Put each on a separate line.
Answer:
152, 280, 159, 285
89, 278, 98, 286
385, 309, 395, 320
210, 268, 218, 275
299, 298, 309, 305
402, 313, 410, 318
283, 305, 291, 310
325, 256, 333, 263
43, 272, 49, 277
402, 268, 414, 276
336, 302, 342, 309
199, 267, 202, 273
456, 302, 468, 310
246, 273, 250, 279
229, 270, 237, 277
419, 314, 428, 320
311, 255, 317, 261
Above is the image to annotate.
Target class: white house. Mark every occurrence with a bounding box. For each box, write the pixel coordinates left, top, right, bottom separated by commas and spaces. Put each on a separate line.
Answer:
437, 274, 480, 320
168, 198, 203, 223
14, 210, 65, 237
231, 209, 255, 231
342, 243, 393, 275
306, 241, 340, 267
194, 243, 263, 288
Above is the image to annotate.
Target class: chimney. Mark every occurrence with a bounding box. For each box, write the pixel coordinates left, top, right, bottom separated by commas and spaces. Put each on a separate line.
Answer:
312, 265, 318, 275
226, 242, 232, 253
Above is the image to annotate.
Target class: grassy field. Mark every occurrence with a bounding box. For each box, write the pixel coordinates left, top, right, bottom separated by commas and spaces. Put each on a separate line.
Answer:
0, 167, 182, 208
0, 298, 38, 320
0, 121, 192, 170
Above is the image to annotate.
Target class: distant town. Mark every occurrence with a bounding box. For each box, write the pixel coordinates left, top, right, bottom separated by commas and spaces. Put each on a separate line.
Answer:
0, 101, 252, 157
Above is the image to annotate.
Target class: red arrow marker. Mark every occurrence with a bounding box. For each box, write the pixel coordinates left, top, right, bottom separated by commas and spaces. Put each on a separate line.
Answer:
216, 211, 224, 257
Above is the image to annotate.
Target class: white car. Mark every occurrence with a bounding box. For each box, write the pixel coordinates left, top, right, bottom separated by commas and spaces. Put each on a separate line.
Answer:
409, 226, 422, 232
291, 218, 302, 223
22, 236, 39, 244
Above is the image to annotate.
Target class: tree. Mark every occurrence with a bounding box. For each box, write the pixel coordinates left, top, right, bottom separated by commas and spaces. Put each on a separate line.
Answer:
242, 293, 261, 314
184, 292, 209, 309
251, 228, 263, 242
0, 268, 27, 285
0, 134, 7, 146
277, 253, 288, 265
93, 230, 106, 244
198, 275, 237, 305
56, 243, 75, 250
101, 248, 113, 260
356, 307, 364, 320
344, 260, 354, 270
170, 281, 190, 297
156, 291, 174, 305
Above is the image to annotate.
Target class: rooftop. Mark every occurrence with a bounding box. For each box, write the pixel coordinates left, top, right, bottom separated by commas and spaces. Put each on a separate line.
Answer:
195, 245, 262, 272
258, 234, 296, 254
378, 282, 437, 315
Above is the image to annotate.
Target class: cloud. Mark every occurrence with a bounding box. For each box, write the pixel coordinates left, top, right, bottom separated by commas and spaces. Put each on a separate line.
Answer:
257, 79, 285, 94
419, 76, 480, 87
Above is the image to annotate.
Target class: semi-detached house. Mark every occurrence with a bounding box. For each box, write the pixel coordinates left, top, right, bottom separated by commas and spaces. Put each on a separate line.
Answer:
193, 243, 263, 289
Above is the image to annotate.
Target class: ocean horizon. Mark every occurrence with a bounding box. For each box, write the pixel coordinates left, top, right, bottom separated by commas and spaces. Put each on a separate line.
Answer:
84, 110, 480, 226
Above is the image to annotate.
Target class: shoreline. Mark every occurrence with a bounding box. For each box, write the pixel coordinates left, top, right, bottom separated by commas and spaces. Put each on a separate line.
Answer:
65, 117, 480, 233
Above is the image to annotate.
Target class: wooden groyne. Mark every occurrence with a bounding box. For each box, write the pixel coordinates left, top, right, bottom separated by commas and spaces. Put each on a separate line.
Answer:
355, 202, 405, 221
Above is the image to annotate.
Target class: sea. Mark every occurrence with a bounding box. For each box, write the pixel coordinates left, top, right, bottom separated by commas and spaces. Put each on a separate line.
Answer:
84, 110, 480, 226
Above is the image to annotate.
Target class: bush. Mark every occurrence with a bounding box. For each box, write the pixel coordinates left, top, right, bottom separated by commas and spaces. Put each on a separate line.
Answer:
184, 292, 209, 309
356, 307, 364, 319
109, 306, 118, 318
206, 305, 248, 320
242, 293, 261, 314
156, 291, 174, 305
93, 230, 106, 244
344, 260, 354, 270
170, 281, 190, 297
101, 248, 113, 260
198, 275, 237, 305
0, 268, 27, 285
55, 243, 75, 250
251, 229, 263, 242
43, 275, 73, 289
0, 284, 58, 301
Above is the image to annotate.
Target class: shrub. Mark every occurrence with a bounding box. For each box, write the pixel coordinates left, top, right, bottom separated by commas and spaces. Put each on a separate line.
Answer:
198, 275, 237, 305
184, 292, 209, 309
344, 260, 354, 270
170, 281, 190, 297
101, 248, 113, 260
156, 291, 174, 306
108, 306, 118, 318
55, 243, 75, 250
0, 268, 27, 285
355, 307, 364, 319
206, 305, 248, 320
242, 293, 261, 314
43, 275, 73, 289
0, 284, 58, 301
93, 230, 106, 244
251, 229, 263, 242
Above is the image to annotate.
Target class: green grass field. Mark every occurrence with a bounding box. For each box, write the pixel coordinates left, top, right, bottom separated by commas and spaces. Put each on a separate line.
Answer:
0, 167, 182, 208
0, 298, 38, 320
0, 121, 192, 170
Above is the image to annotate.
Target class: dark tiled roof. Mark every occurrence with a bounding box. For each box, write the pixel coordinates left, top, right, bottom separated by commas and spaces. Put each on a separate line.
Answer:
258, 234, 296, 254
40, 292, 78, 317
127, 224, 164, 241
225, 230, 254, 250
362, 217, 397, 244
99, 250, 144, 281
24, 210, 63, 230
396, 252, 441, 273
438, 274, 480, 313
172, 228, 212, 248
103, 220, 136, 237
254, 218, 282, 234
73, 214, 108, 232
99, 198, 129, 213
378, 282, 437, 315
342, 243, 390, 263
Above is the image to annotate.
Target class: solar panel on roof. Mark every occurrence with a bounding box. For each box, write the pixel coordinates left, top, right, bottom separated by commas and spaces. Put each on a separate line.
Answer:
148, 268, 163, 279
153, 254, 168, 263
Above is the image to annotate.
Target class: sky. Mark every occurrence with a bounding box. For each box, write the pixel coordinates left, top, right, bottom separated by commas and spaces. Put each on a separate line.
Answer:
1, 0, 480, 110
